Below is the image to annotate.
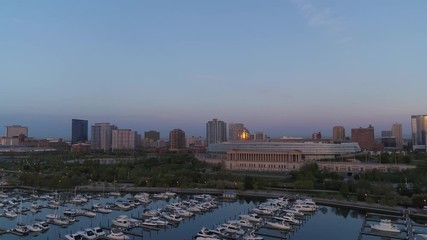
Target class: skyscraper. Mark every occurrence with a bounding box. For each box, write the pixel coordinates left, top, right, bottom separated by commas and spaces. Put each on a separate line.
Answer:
144, 130, 160, 141
91, 123, 117, 152
5, 125, 28, 138
391, 123, 403, 149
333, 126, 345, 142
411, 115, 427, 151
228, 123, 250, 142
351, 125, 375, 151
71, 119, 88, 144
206, 118, 227, 145
112, 129, 138, 151
169, 129, 186, 150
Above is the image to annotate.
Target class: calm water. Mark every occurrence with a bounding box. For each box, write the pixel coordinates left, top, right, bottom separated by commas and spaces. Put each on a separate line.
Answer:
2, 193, 423, 240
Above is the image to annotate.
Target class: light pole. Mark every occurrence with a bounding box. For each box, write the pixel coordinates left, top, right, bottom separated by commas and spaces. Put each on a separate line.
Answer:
365, 193, 368, 202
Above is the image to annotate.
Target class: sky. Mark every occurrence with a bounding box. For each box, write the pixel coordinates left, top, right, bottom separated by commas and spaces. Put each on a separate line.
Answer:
1, 0, 426, 139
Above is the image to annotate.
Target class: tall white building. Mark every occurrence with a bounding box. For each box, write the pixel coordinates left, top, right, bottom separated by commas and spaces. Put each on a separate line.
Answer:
112, 129, 138, 151
206, 119, 227, 145
91, 123, 117, 152
391, 123, 403, 149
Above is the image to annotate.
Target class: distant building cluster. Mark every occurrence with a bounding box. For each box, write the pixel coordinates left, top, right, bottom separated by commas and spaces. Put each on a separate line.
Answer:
1, 115, 426, 162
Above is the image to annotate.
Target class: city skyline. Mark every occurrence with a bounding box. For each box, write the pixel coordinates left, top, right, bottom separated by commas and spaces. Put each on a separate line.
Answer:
1, 1, 426, 138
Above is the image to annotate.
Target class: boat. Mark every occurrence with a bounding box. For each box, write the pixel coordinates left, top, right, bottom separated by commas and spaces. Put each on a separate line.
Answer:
265, 220, 292, 231
239, 213, 263, 223
274, 215, 301, 225
148, 216, 169, 226
4, 209, 18, 218
221, 222, 245, 235
112, 216, 133, 228
80, 208, 97, 217
162, 212, 183, 222
370, 219, 400, 233
142, 209, 161, 217
97, 206, 113, 214
34, 221, 50, 231
227, 219, 254, 228
418, 234, 427, 240
107, 228, 130, 240
14, 224, 29, 235
242, 230, 264, 240
153, 193, 169, 199
176, 209, 194, 217
165, 191, 177, 197
27, 224, 43, 232
82, 228, 97, 240
92, 227, 106, 237
292, 203, 316, 212
196, 227, 221, 238
64, 232, 84, 240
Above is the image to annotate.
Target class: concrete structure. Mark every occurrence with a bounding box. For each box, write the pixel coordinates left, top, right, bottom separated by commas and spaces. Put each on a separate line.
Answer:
351, 125, 375, 151
91, 123, 117, 152
186, 136, 205, 147
225, 149, 304, 172
71, 119, 88, 144
333, 126, 345, 142
5, 125, 28, 138
411, 115, 427, 151
144, 130, 160, 142
254, 132, 266, 141
206, 119, 227, 145
392, 123, 403, 149
317, 162, 415, 174
112, 129, 138, 151
169, 129, 186, 150
207, 141, 361, 161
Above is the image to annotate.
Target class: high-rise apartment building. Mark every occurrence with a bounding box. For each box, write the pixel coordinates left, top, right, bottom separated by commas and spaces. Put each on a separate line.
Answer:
228, 123, 250, 142
206, 119, 227, 145
91, 123, 117, 152
71, 119, 88, 144
333, 126, 345, 142
351, 125, 375, 151
254, 132, 265, 141
5, 125, 28, 138
112, 129, 138, 151
392, 123, 403, 149
169, 129, 186, 150
411, 115, 427, 151
144, 130, 160, 141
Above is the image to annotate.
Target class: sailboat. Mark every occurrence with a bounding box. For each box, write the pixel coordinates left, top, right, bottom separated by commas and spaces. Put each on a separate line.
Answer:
14, 201, 29, 235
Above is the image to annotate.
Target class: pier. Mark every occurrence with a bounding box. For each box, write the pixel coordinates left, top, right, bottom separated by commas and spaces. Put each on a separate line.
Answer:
357, 210, 425, 240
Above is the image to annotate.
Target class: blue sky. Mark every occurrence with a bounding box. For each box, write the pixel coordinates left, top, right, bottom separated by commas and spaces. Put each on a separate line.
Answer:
1, 0, 426, 139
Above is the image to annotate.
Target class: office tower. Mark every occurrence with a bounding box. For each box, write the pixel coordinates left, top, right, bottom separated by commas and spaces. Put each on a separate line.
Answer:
206, 118, 227, 145
169, 129, 186, 150
144, 130, 160, 141
229, 123, 250, 142
392, 123, 403, 149
411, 115, 427, 151
333, 126, 345, 142
5, 125, 28, 138
112, 129, 138, 150
351, 125, 375, 151
312, 131, 322, 140
91, 123, 117, 152
71, 119, 88, 144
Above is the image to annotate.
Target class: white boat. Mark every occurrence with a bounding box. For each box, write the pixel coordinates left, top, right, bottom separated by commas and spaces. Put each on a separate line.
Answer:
176, 209, 194, 217
107, 228, 130, 240
162, 212, 183, 222
252, 207, 274, 215
292, 203, 316, 212
92, 227, 106, 237
418, 233, 427, 240
71, 195, 88, 204
274, 215, 301, 225
0, 191, 8, 198
265, 221, 292, 231
196, 227, 221, 238
97, 206, 113, 214
82, 228, 97, 240
147, 216, 169, 226
14, 224, 29, 234
239, 213, 263, 223
4, 209, 18, 218
27, 224, 43, 232
34, 221, 50, 231
227, 219, 254, 228
64, 232, 84, 240
109, 192, 121, 197
142, 209, 161, 217
370, 219, 400, 233
80, 208, 97, 217
53, 217, 70, 226
282, 208, 304, 217
221, 222, 245, 235
153, 193, 169, 199
116, 202, 132, 210
165, 191, 177, 197
242, 231, 264, 240
112, 216, 133, 228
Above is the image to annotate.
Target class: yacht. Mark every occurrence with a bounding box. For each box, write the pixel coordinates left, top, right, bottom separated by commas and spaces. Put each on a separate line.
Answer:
107, 228, 130, 240
292, 203, 316, 212
162, 212, 183, 222
221, 222, 245, 235
239, 213, 263, 223
370, 219, 400, 233
153, 193, 169, 199
97, 206, 113, 214
148, 216, 169, 227
165, 191, 177, 197
14, 224, 29, 235
81, 228, 97, 240
27, 223, 43, 232
176, 209, 194, 217
196, 227, 220, 238
227, 219, 254, 228
242, 231, 264, 240
34, 221, 50, 231
274, 215, 301, 225
4, 209, 18, 218
64, 232, 84, 240
265, 220, 292, 231
92, 227, 106, 237
112, 215, 136, 228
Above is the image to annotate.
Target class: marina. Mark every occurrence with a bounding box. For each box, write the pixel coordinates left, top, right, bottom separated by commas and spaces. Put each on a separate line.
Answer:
0, 189, 425, 239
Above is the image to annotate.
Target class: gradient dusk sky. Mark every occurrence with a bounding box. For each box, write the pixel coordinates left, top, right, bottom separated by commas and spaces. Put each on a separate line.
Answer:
1, 0, 426, 139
